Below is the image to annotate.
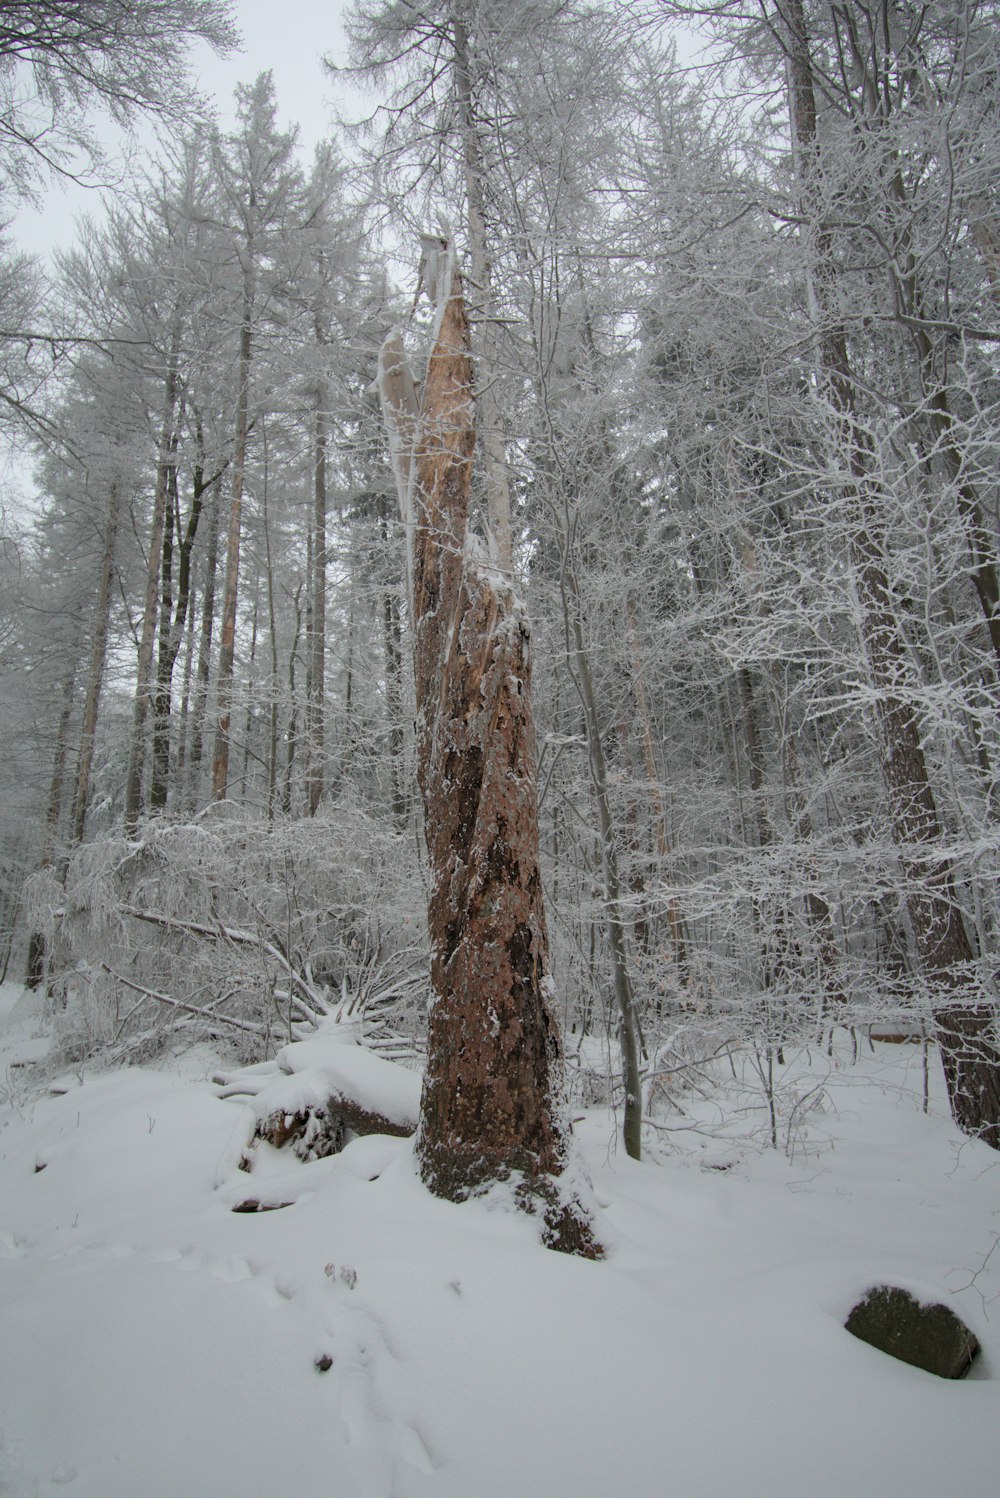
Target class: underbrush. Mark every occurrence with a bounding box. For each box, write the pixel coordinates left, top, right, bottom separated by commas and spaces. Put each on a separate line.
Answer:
23, 805, 428, 1068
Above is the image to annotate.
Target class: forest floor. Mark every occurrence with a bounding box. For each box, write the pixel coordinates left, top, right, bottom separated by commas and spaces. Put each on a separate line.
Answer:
1, 977, 998, 1498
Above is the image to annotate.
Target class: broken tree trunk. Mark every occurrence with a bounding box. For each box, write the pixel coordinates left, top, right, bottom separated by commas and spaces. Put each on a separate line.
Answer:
378, 250, 600, 1256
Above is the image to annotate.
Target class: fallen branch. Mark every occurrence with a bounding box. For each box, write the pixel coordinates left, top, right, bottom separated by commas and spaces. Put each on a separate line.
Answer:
98, 962, 275, 1039
118, 905, 327, 1023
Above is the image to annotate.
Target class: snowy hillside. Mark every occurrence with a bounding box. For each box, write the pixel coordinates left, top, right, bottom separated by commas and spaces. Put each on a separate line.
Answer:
1, 980, 997, 1498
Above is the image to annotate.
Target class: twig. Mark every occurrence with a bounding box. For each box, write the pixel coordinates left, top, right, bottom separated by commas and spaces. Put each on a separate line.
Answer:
98, 962, 268, 1038
118, 905, 326, 1022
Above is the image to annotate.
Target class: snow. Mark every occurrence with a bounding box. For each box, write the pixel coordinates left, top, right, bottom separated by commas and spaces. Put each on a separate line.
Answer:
243, 1034, 422, 1134
2, 978, 999, 1498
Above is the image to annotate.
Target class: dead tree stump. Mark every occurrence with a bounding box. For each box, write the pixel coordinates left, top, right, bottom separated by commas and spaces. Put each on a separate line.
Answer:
379, 250, 601, 1258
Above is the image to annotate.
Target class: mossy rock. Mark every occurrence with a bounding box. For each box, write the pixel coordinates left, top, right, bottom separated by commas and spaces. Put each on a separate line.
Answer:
845, 1286, 979, 1379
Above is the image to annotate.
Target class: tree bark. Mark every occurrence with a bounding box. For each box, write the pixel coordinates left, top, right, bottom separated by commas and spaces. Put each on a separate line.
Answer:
379, 259, 600, 1253
281, 582, 303, 818
261, 421, 280, 820
558, 560, 645, 1159
26, 666, 76, 988
377, 491, 408, 831
71, 479, 120, 843
784, 0, 1000, 1149
186, 474, 221, 807
625, 600, 687, 978
305, 377, 327, 816
452, 8, 514, 570
123, 321, 181, 835
212, 265, 253, 802
150, 439, 214, 810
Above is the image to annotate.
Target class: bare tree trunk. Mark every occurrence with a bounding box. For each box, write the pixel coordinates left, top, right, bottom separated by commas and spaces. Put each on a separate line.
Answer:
968, 198, 1000, 302
378, 492, 407, 830
124, 322, 181, 835
151, 438, 215, 810
175, 571, 198, 788
212, 267, 254, 801
452, 9, 513, 570
261, 422, 279, 820
379, 261, 600, 1254
241, 571, 260, 793
0, 842, 25, 985
920, 383, 1000, 674
306, 368, 328, 815
785, 0, 1000, 1148
44, 669, 77, 843
148, 435, 179, 810
558, 561, 645, 1159
71, 480, 120, 843
187, 475, 222, 807
782, 729, 844, 1019
625, 600, 688, 978
281, 582, 303, 818
340, 598, 354, 788
26, 667, 76, 988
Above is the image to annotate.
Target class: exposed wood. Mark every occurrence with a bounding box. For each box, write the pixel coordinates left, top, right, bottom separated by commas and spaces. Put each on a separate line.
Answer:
251, 1095, 414, 1163
379, 254, 601, 1255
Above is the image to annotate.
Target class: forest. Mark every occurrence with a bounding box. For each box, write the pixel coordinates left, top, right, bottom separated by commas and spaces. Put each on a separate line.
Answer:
0, 3, 999, 1491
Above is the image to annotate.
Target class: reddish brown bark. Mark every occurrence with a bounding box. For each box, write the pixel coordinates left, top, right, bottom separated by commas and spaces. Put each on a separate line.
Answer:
379, 262, 600, 1255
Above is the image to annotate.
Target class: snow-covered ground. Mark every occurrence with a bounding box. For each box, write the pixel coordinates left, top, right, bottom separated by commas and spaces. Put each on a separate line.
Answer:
1, 978, 997, 1498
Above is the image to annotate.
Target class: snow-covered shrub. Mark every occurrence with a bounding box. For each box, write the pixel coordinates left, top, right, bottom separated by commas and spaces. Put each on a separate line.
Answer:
25, 803, 428, 1066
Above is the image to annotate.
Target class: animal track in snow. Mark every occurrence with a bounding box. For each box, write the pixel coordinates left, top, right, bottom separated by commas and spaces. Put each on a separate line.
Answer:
398, 1422, 442, 1476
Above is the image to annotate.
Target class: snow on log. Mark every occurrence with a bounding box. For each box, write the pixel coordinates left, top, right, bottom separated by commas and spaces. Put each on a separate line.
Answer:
243, 1039, 421, 1165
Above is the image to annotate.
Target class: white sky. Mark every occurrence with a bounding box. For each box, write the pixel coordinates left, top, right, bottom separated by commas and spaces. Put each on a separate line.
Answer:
13, 0, 366, 261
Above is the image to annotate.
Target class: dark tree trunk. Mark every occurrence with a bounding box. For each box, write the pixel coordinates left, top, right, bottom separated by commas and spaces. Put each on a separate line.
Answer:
379, 263, 600, 1255
26, 667, 76, 988
281, 582, 303, 818
149, 443, 179, 810
784, 0, 1000, 1148
71, 480, 120, 843
306, 376, 327, 816
377, 491, 408, 830
212, 271, 253, 802
124, 325, 181, 835
186, 475, 222, 806
150, 439, 214, 811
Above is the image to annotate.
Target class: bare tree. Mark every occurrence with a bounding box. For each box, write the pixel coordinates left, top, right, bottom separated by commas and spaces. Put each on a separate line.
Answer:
211, 74, 302, 802
379, 250, 600, 1255
779, 0, 1000, 1147
0, 0, 237, 200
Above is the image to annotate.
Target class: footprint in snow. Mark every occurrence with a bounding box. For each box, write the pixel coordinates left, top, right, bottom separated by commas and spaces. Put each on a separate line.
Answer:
207, 1255, 254, 1284
398, 1424, 442, 1477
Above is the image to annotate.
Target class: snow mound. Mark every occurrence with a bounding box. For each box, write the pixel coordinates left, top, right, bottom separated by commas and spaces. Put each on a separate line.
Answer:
268, 1036, 422, 1131
1, 985, 999, 1498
